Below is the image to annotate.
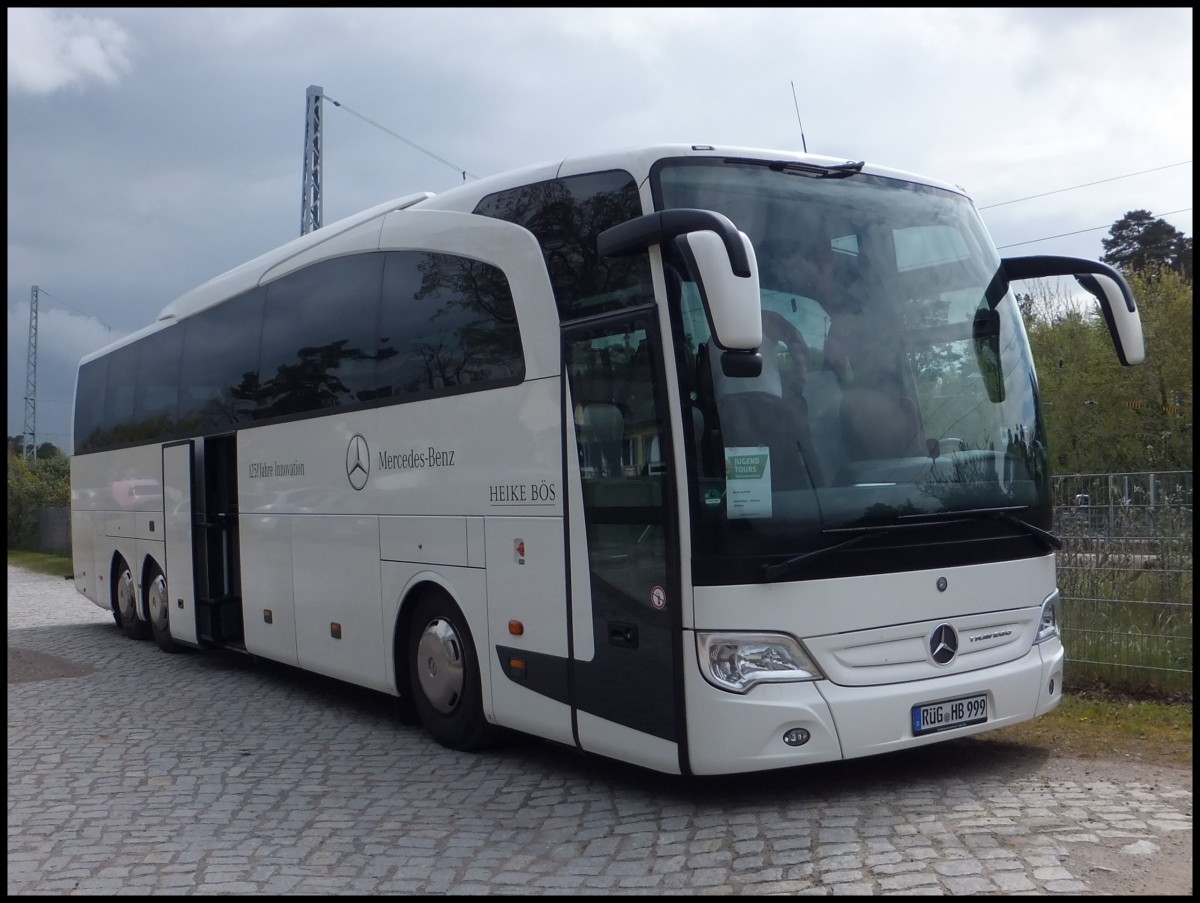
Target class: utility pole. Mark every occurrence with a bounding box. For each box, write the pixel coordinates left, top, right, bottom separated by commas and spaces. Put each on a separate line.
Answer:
23, 285, 39, 461
301, 85, 323, 235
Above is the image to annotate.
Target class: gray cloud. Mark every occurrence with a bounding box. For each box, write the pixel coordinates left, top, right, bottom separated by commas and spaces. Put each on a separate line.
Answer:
7, 8, 135, 95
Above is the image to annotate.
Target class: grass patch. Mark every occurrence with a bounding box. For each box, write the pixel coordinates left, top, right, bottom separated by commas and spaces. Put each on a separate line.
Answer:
8, 550, 74, 578
989, 685, 1192, 766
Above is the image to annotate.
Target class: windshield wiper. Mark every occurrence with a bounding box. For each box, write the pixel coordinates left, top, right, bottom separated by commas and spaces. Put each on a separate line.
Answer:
897, 506, 1062, 552
761, 528, 890, 579
725, 157, 865, 179
760, 506, 1059, 581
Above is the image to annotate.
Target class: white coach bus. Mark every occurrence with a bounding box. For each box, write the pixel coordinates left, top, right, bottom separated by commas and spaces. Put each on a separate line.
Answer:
70, 144, 1145, 775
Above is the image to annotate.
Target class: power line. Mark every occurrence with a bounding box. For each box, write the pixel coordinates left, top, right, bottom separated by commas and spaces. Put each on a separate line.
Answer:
978, 160, 1191, 210
321, 93, 479, 182
34, 287, 125, 334
313, 92, 1187, 249
995, 207, 1192, 250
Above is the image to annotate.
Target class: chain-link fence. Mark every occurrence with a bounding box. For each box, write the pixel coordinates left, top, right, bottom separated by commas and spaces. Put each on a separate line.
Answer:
35, 507, 72, 557
1052, 471, 1193, 699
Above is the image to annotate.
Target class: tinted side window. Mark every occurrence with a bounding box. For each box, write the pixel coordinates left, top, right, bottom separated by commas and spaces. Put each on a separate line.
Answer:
134, 326, 183, 440
74, 243, 533, 452
474, 170, 652, 321
377, 250, 524, 398
75, 330, 181, 454
73, 357, 109, 454
178, 287, 265, 432
102, 344, 138, 444
255, 254, 384, 419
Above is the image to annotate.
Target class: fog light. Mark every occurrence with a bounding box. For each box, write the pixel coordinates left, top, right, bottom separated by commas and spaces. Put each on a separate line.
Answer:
782, 728, 810, 747
1048, 678, 1055, 695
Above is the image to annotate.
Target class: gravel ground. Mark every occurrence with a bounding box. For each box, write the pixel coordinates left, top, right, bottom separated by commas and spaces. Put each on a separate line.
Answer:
8, 564, 1193, 895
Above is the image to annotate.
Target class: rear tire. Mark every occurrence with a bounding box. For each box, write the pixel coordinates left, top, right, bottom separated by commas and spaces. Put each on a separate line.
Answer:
407, 590, 496, 751
147, 565, 180, 653
115, 560, 150, 641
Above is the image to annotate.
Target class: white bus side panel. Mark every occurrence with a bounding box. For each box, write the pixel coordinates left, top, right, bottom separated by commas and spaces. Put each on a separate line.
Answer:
71, 445, 165, 613
575, 711, 681, 775
104, 512, 136, 542
239, 514, 296, 664
92, 515, 113, 611
292, 514, 388, 691
162, 442, 199, 645
380, 516, 471, 565
485, 515, 574, 745
70, 509, 97, 602
238, 384, 562, 521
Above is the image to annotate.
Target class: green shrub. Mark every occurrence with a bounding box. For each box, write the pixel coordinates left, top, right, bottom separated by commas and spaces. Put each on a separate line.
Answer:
7, 450, 70, 550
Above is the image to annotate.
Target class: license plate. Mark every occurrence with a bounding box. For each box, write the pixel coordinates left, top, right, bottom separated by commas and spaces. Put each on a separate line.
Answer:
911, 693, 988, 736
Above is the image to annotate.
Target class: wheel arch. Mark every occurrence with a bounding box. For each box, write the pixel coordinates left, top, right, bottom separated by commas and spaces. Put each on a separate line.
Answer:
139, 552, 166, 621
390, 574, 476, 704
108, 551, 129, 614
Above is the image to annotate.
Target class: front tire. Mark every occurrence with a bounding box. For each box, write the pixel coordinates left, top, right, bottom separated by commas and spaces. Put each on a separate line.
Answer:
407, 591, 496, 751
115, 560, 150, 641
147, 566, 180, 653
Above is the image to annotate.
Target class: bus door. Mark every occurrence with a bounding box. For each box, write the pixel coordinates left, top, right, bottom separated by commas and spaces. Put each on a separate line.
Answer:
563, 309, 685, 771
196, 434, 244, 647
164, 435, 244, 649
162, 440, 199, 645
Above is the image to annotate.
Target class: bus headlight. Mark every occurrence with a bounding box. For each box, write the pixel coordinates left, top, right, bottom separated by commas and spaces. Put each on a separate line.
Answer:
697, 632, 824, 694
1035, 589, 1061, 644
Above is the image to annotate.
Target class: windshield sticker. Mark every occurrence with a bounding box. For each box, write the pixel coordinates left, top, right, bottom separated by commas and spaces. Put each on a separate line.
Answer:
724, 447, 772, 519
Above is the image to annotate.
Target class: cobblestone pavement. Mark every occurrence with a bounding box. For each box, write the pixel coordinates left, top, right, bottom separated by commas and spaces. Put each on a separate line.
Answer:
8, 565, 1192, 895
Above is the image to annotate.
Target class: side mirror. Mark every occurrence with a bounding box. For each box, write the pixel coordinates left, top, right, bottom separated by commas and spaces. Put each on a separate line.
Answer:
673, 229, 762, 352
1075, 273, 1145, 366
1002, 255, 1145, 365
597, 207, 763, 359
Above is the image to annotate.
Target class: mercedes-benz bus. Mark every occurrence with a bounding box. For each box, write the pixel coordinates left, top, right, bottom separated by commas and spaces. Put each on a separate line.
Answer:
69, 144, 1145, 775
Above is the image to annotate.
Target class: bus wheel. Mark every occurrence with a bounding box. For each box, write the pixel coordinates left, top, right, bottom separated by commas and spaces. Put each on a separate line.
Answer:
407, 591, 496, 751
115, 560, 150, 641
147, 566, 180, 653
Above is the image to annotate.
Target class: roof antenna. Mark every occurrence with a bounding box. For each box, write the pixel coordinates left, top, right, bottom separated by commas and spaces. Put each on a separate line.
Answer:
790, 81, 808, 154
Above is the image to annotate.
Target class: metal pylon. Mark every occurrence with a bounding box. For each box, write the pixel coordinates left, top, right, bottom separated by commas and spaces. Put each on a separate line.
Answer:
23, 285, 39, 460
301, 85, 323, 235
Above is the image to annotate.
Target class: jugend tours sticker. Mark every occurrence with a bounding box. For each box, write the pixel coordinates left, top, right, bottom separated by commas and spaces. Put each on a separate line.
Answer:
724, 447, 772, 519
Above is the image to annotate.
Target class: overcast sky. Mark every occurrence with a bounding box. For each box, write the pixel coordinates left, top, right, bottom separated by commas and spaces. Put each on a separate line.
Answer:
7, 7, 1193, 451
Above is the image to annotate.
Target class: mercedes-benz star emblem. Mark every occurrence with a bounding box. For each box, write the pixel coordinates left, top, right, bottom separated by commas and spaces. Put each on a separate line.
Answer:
346, 434, 370, 490
929, 624, 958, 665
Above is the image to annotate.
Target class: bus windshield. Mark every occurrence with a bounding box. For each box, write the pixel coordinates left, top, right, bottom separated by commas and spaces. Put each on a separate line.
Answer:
653, 157, 1051, 583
